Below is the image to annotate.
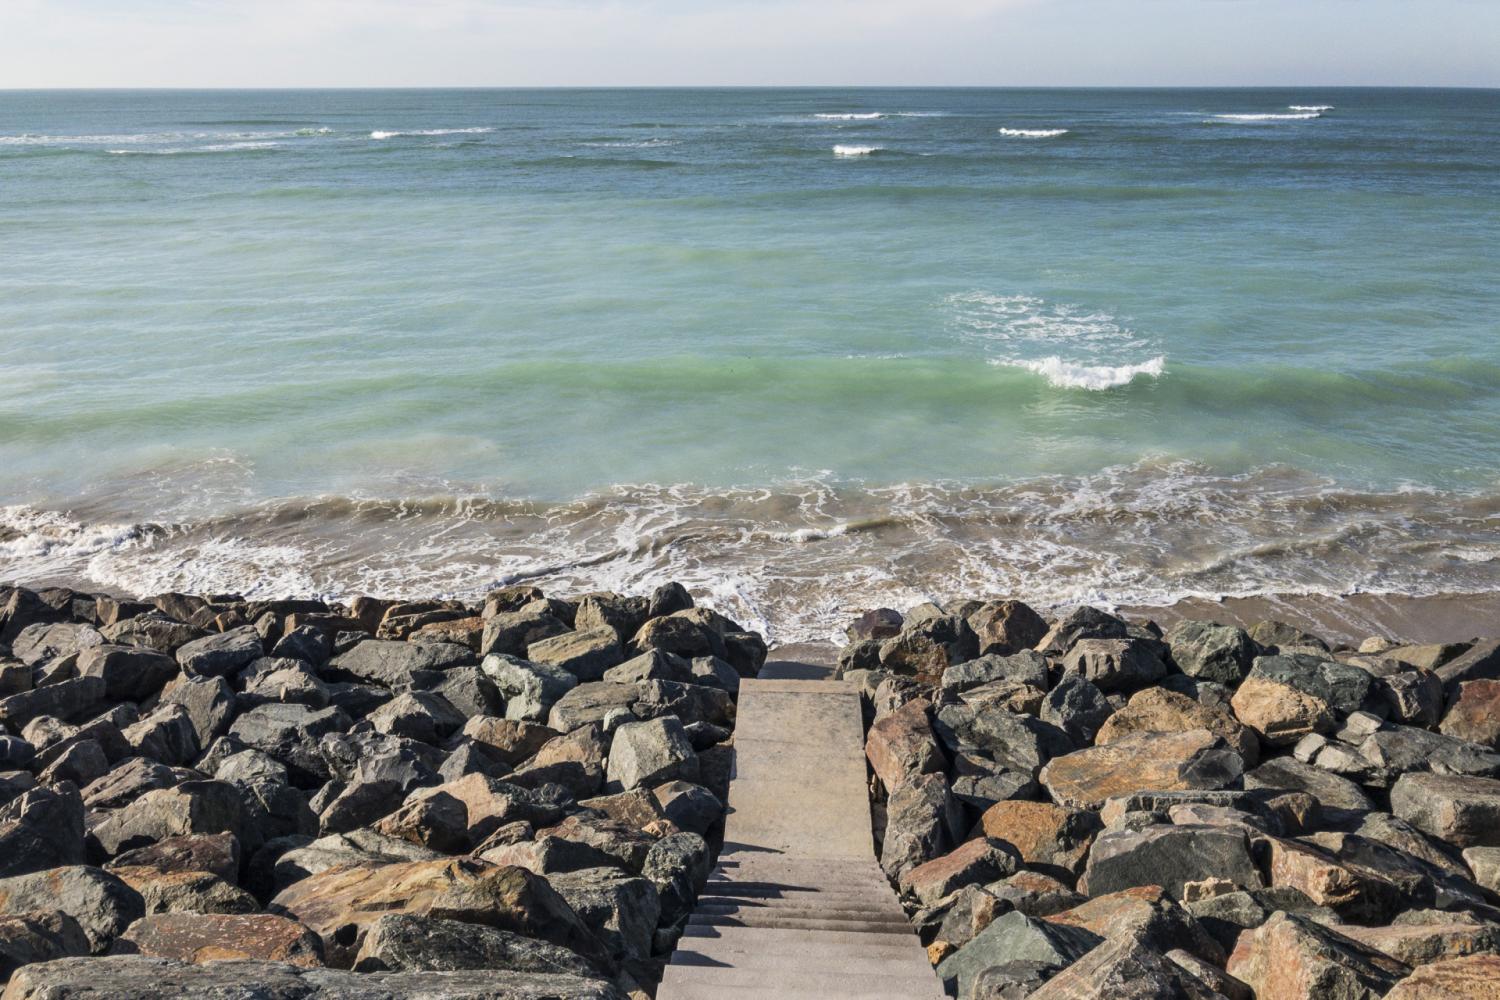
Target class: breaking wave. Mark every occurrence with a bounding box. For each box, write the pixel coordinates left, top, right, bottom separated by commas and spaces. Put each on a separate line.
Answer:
998, 128, 1069, 138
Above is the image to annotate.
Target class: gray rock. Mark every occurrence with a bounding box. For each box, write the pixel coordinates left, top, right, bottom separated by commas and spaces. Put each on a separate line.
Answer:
174, 626, 264, 678
1244, 757, 1375, 814
432, 666, 501, 718
1040, 674, 1113, 745
480, 607, 570, 659
1082, 824, 1262, 899
547, 866, 660, 965
93, 779, 244, 855
573, 594, 649, 645
100, 612, 205, 655
0, 956, 628, 999
121, 703, 200, 767
0, 866, 144, 953
159, 675, 236, 746
942, 650, 1050, 693
76, 645, 178, 702
0, 784, 86, 877
368, 691, 466, 745
353, 913, 603, 976
936, 911, 1103, 998
82, 757, 179, 811
1390, 772, 1500, 848
934, 702, 1073, 777
650, 780, 722, 836
606, 717, 698, 791
12, 622, 105, 667
1435, 638, 1500, 696
1041, 606, 1130, 655
631, 678, 734, 728
1060, 638, 1168, 692
327, 640, 472, 688
482, 654, 578, 722
39, 739, 110, 787
602, 649, 693, 685
1028, 932, 1227, 999
1167, 620, 1259, 685
240, 659, 331, 709
0, 676, 107, 729
1359, 724, 1500, 780
881, 772, 964, 880
271, 830, 441, 895
548, 683, 642, 732
0, 910, 91, 981
229, 703, 352, 787
1249, 653, 1379, 717
528, 628, 625, 682
270, 625, 333, 665
643, 831, 709, 929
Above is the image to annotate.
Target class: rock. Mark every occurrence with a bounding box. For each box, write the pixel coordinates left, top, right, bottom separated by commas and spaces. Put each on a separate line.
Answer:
240, 659, 331, 710
1384, 954, 1500, 999
968, 960, 1057, 999
849, 608, 904, 643
327, 640, 472, 688
1040, 607, 1130, 655
935, 702, 1073, 777
1059, 638, 1167, 693
174, 626, 263, 678
92, 780, 243, 856
650, 781, 721, 836
1382, 668, 1446, 727
602, 650, 693, 685
159, 675, 236, 746
935, 911, 1102, 998
942, 650, 1050, 694
12, 622, 104, 667
1097, 687, 1259, 767
1335, 921, 1500, 967
606, 717, 698, 791
0, 785, 86, 877
865, 698, 943, 792
1435, 639, 1500, 696
1083, 824, 1261, 900
109, 832, 239, 884
271, 857, 611, 970
643, 831, 709, 929
480, 607, 570, 659
976, 800, 1101, 881
1166, 620, 1259, 685
39, 739, 110, 787
482, 655, 577, 723
572, 595, 649, 646
114, 911, 322, 967
1047, 886, 1224, 965
121, 703, 199, 767
367, 691, 466, 745
899, 837, 1017, 906
353, 913, 599, 976
76, 645, 178, 702
0, 588, 69, 646
1391, 772, 1500, 848
108, 867, 258, 915
228, 703, 351, 787
630, 678, 733, 728
270, 625, 333, 665
967, 601, 1049, 658
547, 866, 659, 965
0, 866, 144, 953
100, 612, 205, 655
1359, 724, 1500, 783
548, 683, 641, 732
1262, 837, 1403, 924
1226, 911, 1408, 1000
1025, 933, 1226, 999
433, 773, 566, 844
648, 582, 694, 619
528, 629, 625, 682
0, 676, 107, 729
0, 955, 627, 998
879, 615, 978, 682
464, 716, 560, 766
1440, 679, 1500, 748
0, 910, 91, 980
1040, 675, 1113, 746
881, 772, 964, 880
1463, 846, 1500, 892
1231, 676, 1336, 748
82, 758, 178, 811
269, 830, 441, 894
0, 661, 29, 698
1040, 730, 1244, 811
1244, 757, 1374, 814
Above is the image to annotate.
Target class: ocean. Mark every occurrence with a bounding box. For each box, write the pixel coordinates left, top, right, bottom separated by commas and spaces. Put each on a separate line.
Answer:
3, 87, 1499, 644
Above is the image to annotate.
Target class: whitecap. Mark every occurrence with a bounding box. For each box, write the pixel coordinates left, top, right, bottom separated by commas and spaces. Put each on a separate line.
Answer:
833, 145, 881, 157
1212, 112, 1321, 122
1289, 105, 1334, 112
370, 127, 494, 140
1002, 355, 1166, 390
998, 128, 1069, 138
816, 113, 885, 120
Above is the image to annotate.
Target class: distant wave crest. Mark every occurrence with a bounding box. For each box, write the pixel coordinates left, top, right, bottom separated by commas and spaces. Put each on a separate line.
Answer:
833, 145, 881, 157
998, 128, 1069, 138
370, 127, 494, 140
1289, 105, 1334, 112
1212, 112, 1322, 122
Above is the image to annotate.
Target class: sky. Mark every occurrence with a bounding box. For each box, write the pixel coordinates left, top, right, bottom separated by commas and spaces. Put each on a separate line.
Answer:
1, 0, 1497, 89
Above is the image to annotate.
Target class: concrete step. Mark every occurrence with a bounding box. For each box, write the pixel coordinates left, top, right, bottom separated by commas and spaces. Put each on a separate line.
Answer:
679, 925, 931, 947
658, 967, 944, 996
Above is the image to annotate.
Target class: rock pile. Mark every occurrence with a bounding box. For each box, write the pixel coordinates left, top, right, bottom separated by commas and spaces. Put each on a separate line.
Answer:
844, 600, 1500, 999
0, 582, 764, 998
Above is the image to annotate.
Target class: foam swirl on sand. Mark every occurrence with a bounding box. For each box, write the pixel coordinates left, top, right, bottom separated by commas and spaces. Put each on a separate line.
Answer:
998, 128, 1069, 138
1002, 354, 1166, 390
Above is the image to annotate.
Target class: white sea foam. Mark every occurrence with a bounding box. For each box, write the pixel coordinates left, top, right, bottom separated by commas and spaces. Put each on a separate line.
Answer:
1212, 112, 1322, 122
833, 145, 881, 157
370, 127, 494, 140
816, 113, 885, 120
1003, 355, 1166, 390
998, 128, 1069, 138
1289, 105, 1334, 112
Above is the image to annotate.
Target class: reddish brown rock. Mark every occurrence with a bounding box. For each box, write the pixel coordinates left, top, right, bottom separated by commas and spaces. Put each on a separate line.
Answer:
1230, 675, 1336, 747
115, 912, 323, 967
967, 600, 1049, 658
1046, 885, 1225, 965
975, 800, 1100, 879
897, 837, 1016, 907
108, 868, 257, 916
1098, 687, 1260, 766
461, 717, 560, 766
1039, 730, 1245, 810
865, 698, 943, 792
1336, 922, 1500, 968
1226, 911, 1408, 1000
1384, 954, 1500, 999
1262, 837, 1403, 924
1440, 679, 1500, 748
411, 616, 484, 650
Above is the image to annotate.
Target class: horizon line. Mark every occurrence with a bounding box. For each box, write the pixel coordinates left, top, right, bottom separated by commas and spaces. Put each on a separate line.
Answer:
1, 83, 1496, 93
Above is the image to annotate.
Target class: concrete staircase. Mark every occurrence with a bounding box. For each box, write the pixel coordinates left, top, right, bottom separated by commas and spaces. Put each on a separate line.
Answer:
657, 666, 944, 1000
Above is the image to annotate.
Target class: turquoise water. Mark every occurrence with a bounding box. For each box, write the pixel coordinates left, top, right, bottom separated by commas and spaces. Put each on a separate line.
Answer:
3, 88, 1499, 640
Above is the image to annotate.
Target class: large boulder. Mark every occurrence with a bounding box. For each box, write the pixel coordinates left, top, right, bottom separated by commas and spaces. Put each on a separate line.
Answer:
1026, 933, 1227, 999
605, 718, 698, 791
327, 640, 472, 688
0, 785, 86, 877
1096, 688, 1259, 767
353, 913, 601, 976
935, 911, 1102, 998
1385, 954, 1500, 999
482, 655, 577, 723
1226, 911, 1408, 1000
0, 911, 91, 981
114, 912, 323, 967
865, 698, 944, 792
898, 838, 1016, 907
547, 866, 659, 965
967, 601, 1049, 658
108, 832, 240, 885
92, 780, 244, 856
174, 626, 263, 678
1440, 679, 1500, 748
1039, 730, 1244, 811
0, 676, 107, 729
881, 773, 964, 880
975, 800, 1101, 881
76, 646, 178, 702
1166, 620, 1258, 685
1390, 772, 1500, 848
228, 703, 352, 787
527, 629, 625, 683
11, 623, 104, 667
1060, 638, 1168, 692
1082, 825, 1262, 900
0, 866, 145, 953
109, 867, 257, 915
